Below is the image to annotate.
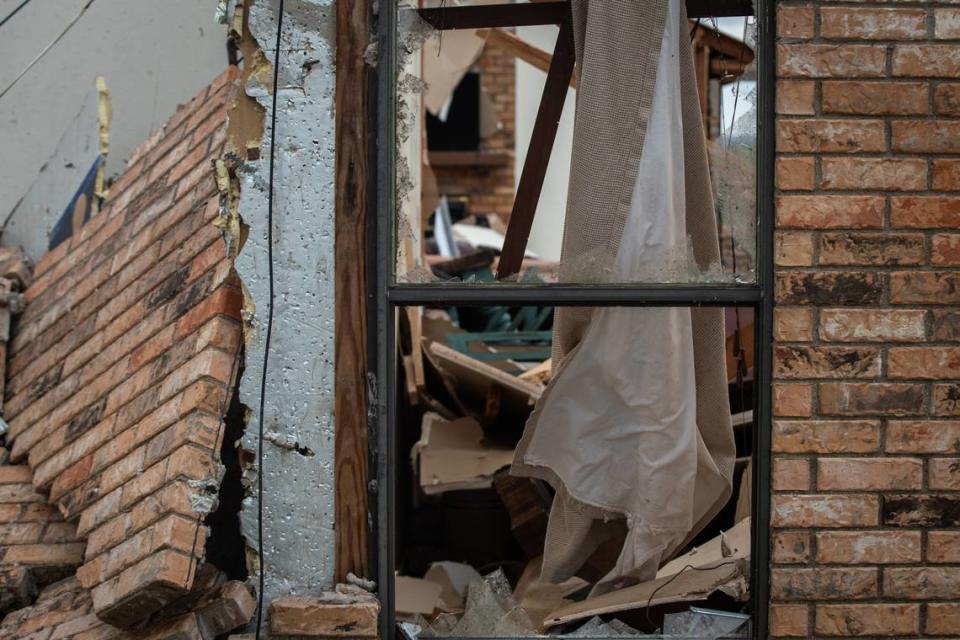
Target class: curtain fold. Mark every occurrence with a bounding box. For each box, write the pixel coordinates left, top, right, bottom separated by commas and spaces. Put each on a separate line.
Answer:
511, 0, 735, 594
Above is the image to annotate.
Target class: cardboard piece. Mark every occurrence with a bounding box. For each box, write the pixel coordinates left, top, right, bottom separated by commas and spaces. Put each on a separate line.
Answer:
657, 517, 751, 578
427, 341, 543, 409
395, 576, 444, 618
452, 223, 540, 258
424, 561, 484, 611
423, 30, 487, 116
413, 413, 515, 494
543, 561, 748, 628
734, 460, 752, 525
543, 519, 751, 628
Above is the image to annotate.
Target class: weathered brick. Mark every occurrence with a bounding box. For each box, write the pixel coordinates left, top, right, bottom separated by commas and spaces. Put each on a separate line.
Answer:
90, 549, 194, 626
778, 5, 815, 39
822, 80, 929, 116
773, 531, 812, 564
893, 196, 960, 228
927, 603, 960, 636
820, 383, 926, 416
778, 44, 887, 78
889, 347, 960, 379
892, 121, 960, 153
776, 232, 814, 267
821, 158, 926, 192
270, 597, 380, 638
883, 495, 960, 528
819, 232, 925, 266
894, 45, 960, 77
777, 80, 816, 115
928, 531, 960, 563
774, 458, 812, 491
935, 384, 960, 416
932, 233, 960, 265
770, 604, 809, 637
774, 307, 815, 342
776, 272, 883, 306
775, 345, 881, 379
815, 604, 920, 637
891, 272, 960, 304
820, 308, 926, 342
816, 531, 921, 564
819, 457, 922, 490
885, 567, 960, 600
773, 494, 879, 528
774, 383, 813, 417
887, 421, 960, 453
776, 156, 815, 191
771, 567, 878, 601
937, 7, 960, 38
778, 120, 886, 153
935, 84, 960, 117
822, 7, 927, 40
774, 420, 881, 453
778, 195, 884, 229
930, 458, 960, 490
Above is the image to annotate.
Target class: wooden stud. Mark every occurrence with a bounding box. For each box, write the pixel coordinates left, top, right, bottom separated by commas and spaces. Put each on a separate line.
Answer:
334, 0, 370, 581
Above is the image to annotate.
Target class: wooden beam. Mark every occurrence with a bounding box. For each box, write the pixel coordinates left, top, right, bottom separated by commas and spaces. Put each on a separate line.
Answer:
415, 1, 569, 30
414, 0, 753, 30
497, 15, 575, 280
334, 0, 370, 581
480, 28, 577, 89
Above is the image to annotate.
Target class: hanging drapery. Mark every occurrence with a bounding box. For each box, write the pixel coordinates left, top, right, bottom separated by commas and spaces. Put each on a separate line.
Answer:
511, 0, 735, 594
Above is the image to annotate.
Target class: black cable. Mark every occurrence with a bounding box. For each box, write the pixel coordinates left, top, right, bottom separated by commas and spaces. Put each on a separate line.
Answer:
644, 560, 741, 631
254, 0, 284, 637
0, 0, 30, 29
0, 0, 96, 101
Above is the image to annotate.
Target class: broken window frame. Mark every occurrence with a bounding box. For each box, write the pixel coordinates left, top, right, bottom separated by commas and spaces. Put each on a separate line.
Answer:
368, 0, 775, 637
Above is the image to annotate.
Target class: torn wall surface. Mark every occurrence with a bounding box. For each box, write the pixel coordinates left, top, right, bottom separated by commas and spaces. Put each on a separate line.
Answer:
232, 0, 339, 603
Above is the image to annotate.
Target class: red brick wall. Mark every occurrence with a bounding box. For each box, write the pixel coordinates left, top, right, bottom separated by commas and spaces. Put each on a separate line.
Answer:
432, 38, 517, 223
1, 68, 244, 629
773, 3, 960, 637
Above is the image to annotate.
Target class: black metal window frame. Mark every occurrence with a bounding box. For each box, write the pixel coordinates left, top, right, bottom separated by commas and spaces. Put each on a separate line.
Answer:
368, 1, 776, 637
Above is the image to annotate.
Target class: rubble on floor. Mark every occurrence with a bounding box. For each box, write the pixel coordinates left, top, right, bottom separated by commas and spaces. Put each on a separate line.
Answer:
396, 297, 754, 637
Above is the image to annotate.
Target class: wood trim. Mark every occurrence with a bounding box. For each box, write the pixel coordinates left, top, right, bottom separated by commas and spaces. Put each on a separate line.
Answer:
334, 0, 370, 581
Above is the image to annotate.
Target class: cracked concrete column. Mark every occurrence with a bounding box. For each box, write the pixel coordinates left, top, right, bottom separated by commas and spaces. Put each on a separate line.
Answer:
233, 0, 338, 605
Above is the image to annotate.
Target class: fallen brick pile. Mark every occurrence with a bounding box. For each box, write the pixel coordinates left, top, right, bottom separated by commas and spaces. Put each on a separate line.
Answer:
0, 67, 255, 639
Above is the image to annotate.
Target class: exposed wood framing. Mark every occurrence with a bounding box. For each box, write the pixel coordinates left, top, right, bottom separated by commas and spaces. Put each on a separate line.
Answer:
497, 14, 575, 280
334, 0, 370, 581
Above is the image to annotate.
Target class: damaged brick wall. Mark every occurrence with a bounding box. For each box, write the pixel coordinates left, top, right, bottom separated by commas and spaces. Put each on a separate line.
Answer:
0, 67, 250, 634
773, 3, 960, 637
432, 38, 517, 224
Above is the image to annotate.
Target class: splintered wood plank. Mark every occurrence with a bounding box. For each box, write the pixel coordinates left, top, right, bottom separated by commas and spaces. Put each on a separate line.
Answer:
334, 0, 370, 581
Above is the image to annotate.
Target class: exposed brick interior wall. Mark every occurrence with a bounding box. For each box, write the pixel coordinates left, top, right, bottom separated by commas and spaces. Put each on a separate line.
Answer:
0, 67, 251, 637
773, 3, 960, 637
432, 38, 517, 223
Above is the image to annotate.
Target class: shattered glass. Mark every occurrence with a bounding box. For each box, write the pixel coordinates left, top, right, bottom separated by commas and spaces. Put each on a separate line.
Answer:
392, 5, 760, 286
662, 607, 751, 638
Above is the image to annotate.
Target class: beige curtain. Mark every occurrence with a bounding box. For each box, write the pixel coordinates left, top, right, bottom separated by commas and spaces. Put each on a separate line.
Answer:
511, 0, 735, 593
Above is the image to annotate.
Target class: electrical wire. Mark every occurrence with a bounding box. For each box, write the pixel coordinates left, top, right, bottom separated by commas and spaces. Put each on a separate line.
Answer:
254, 0, 284, 637
0, 0, 31, 29
0, 0, 97, 102
643, 560, 742, 630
